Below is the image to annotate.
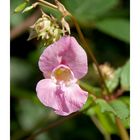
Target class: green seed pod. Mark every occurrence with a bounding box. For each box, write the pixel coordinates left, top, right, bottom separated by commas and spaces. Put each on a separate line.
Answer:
14, 2, 27, 13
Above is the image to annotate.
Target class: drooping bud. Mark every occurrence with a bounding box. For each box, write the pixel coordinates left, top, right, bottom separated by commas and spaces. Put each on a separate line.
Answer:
28, 13, 63, 46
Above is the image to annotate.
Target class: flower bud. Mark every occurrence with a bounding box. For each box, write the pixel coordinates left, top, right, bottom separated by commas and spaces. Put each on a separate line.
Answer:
28, 14, 63, 46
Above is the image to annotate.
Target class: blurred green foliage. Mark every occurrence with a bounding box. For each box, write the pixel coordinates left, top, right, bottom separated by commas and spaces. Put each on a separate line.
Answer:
11, 0, 130, 140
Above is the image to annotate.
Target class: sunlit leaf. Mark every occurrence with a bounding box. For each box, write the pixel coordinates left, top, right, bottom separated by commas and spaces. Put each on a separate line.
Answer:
94, 106, 118, 134
106, 68, 121, 92
119, 96, 130, 108
95, 99, 116, 115
95, 99, 129, 120
109, 99, 129, 120
120, 60, 130, 91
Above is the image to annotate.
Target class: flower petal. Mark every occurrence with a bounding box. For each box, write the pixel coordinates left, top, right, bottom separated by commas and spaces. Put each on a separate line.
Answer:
39, 36, 88, 79
36, 79, 63, 111
36, 79, 72, 112
54, 84, 88, 116
36, 79, 88, 116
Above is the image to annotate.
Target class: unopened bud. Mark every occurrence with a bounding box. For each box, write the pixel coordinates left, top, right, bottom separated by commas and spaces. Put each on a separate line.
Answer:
28, 14, 62, 46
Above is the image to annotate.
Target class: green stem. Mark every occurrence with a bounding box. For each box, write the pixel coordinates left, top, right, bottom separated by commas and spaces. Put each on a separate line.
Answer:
91, 116, 111, 140
70, 15, 110, 96
38, 0, 58, 10
78, 81, 97, 97
115, 117, 129, 140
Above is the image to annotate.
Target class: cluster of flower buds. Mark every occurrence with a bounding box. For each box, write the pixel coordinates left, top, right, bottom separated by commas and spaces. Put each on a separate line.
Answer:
28, 13, 63, 46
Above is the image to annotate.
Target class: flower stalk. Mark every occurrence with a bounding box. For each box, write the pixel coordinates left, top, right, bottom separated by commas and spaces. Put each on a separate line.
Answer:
115, 117, 129, 140
36, 0, 110, 96
69, 15, 110, 96
38, 0, 58, 10
27, 1, 129, 140
27, 103, 93, 140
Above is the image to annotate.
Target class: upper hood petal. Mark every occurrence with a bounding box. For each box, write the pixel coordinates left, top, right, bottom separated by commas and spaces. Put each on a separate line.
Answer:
39, 36, 88, 79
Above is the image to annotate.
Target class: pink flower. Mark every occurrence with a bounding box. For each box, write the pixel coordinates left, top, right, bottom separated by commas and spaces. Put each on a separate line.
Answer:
36, 36, 88, 116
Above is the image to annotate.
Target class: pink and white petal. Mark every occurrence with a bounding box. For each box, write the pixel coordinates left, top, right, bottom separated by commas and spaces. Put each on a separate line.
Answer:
36, 79, 62, 111
38, 36, 70, 78
36, 79, 71, 113
54, 110, 70, 116
63, 84, 88, 112
39, 36, 88, 79
54, 84, 88, 116
59, 36, 88, 79
38, 46, 60, 78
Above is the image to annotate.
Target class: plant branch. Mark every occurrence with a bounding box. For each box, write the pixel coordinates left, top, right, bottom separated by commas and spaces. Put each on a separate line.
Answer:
115, 117, 129, 140
26, 104, 93, 140
38, 0, 58, 10
78, 81, 97, 98
69, 15, 110, 96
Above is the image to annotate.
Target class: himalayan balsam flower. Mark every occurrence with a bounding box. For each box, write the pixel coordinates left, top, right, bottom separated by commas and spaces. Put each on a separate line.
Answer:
36, 36, 88, 116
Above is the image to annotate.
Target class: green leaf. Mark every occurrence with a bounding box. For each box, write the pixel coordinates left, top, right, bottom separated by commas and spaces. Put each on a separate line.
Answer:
95, 99, 129, 120
86, 98, 130, 133
95, 99, 116, 115
83, 96, 95, 116
109, 100, 129, 120
94, 106, 118, 134
121, 116, 130, 129
95, 103, 129, 133
62, 0, 118, 22
14, 2, 27, 13
120, 60, 130, 91
96, 18, 130, 43
106, 68, 121, 92
119, 96, 130, 108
